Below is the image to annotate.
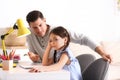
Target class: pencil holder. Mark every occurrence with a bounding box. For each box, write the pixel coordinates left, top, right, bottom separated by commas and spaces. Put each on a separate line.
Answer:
2, 60, 13, 70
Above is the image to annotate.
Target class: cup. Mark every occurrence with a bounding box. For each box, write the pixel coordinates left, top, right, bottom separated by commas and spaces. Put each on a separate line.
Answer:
2, 60, 13, 70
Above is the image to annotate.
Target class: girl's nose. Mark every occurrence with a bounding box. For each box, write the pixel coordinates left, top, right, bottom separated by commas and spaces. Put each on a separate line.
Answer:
51, 42, 54, 45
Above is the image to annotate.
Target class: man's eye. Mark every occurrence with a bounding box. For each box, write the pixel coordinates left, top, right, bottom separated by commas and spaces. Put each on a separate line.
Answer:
39, 24, 42, 27
33, 27, 37, 29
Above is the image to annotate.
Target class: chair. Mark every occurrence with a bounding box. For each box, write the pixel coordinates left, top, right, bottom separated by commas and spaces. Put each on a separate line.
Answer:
82, 58, 109, 80
76, 54, 96, 73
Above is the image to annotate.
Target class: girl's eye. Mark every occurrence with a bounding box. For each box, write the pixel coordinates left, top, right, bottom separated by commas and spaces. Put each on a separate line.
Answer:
49, 40, 52, 42
49, 38, 59, 42
55, 38, 58, 41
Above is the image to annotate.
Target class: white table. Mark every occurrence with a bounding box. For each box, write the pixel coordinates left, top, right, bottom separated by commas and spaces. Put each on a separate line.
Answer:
0, 61, 70, 80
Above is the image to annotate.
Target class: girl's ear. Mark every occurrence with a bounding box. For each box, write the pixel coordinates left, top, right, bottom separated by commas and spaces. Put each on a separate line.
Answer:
43, 18, 46, 22
64, 37, 68, 44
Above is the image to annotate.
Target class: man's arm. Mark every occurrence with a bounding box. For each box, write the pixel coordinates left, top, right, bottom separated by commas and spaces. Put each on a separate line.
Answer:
68, 29, 112, 63
26, 35, 41, 62
95, 46, 112, 63
68, 29, 99, 50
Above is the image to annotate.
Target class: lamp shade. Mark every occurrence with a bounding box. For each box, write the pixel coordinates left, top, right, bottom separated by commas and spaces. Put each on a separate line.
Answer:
16, 19, 31, 37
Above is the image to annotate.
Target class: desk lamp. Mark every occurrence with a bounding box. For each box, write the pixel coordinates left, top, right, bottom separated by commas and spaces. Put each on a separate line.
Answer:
1, 19, 31, 58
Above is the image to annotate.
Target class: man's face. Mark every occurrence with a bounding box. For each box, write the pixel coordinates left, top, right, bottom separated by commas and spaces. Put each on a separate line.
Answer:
29, 18, 47, 37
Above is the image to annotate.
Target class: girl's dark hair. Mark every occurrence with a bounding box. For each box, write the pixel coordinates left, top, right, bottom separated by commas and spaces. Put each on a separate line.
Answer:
26, 10, 44, 23
50, 26, 70, 50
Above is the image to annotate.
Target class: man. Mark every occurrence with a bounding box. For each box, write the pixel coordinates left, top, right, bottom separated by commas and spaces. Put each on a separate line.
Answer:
26, 10, 112, 63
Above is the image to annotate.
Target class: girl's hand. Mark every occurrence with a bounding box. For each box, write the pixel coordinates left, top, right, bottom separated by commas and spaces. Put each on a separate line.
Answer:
29, 67, 40, 72
29, 66, 44, 72
47, 41, 52, 50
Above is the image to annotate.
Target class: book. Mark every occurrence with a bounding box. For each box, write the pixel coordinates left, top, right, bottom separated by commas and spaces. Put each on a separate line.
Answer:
18, 62, 38, 69
19, 64, 33, 69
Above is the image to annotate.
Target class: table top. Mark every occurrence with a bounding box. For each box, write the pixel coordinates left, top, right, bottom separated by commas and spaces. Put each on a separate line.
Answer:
0, 61, 70, 80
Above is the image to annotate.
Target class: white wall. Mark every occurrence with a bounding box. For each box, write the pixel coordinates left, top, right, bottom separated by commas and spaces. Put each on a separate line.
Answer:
0, 0, 120, 42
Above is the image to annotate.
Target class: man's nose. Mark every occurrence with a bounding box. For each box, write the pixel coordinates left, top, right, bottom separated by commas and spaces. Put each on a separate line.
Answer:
37, 27, 42, 31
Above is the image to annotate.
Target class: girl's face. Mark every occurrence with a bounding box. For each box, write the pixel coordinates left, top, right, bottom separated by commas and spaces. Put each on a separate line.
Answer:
49, 33, 67, 50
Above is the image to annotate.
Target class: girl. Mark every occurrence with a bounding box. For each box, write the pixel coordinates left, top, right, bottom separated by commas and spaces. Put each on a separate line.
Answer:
29, 26, 83, 80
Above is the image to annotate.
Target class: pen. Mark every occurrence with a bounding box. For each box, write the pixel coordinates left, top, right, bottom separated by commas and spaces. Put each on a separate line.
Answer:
9, 49, 15, 60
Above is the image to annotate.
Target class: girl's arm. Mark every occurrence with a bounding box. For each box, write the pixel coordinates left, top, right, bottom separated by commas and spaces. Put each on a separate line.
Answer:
30, 52, 69, 72
42, 43, 53, 66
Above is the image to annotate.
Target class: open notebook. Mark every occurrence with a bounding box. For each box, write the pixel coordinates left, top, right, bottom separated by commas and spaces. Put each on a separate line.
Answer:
19, 61, 41, 69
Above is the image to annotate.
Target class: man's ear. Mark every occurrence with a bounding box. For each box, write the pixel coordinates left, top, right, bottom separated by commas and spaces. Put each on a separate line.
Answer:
28, 22, 32, 28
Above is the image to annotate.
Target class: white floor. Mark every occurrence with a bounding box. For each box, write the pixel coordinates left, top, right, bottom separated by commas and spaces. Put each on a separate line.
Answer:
107, 62, 120, 80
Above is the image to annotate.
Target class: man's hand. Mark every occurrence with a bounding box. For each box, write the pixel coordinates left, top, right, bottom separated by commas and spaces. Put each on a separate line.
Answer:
101, 54, 112, 63
95, 46, 112, 63
28, 52, 40, 62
